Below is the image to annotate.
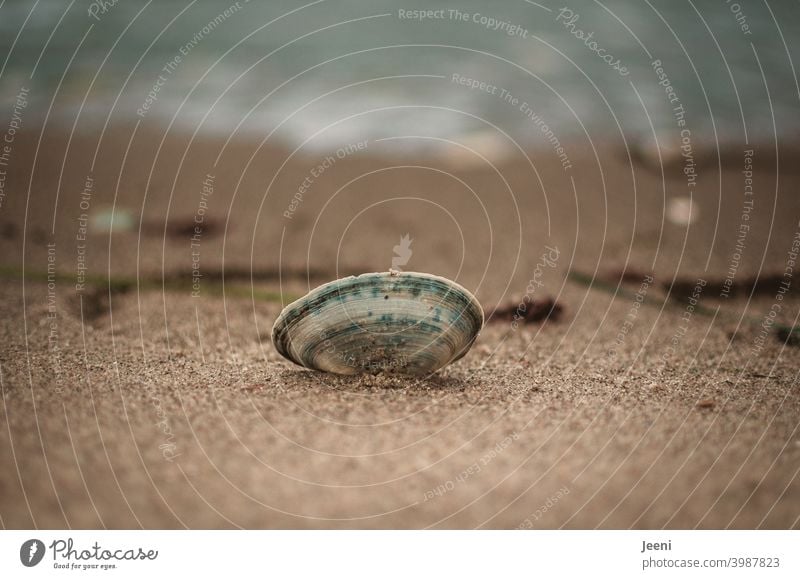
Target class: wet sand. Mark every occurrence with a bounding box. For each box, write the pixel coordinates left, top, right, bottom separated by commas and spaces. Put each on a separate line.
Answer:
0, 124, 798, 528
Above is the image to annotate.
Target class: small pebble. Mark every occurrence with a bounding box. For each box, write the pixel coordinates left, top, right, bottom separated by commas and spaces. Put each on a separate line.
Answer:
91, 208, 134, 233
667, 197, 698, 226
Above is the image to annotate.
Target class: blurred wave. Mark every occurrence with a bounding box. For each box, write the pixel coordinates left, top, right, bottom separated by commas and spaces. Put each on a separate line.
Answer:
1, 0, 798, 151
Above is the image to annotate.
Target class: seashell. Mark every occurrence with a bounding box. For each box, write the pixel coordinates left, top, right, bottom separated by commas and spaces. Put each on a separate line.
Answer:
271, 271, 484, 375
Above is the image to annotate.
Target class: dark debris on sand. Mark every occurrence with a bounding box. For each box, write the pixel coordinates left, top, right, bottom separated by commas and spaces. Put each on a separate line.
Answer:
487, 297, 564, 324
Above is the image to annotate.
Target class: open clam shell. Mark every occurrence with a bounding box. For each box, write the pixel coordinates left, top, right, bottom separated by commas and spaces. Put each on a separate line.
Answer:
271, 271, 484, 375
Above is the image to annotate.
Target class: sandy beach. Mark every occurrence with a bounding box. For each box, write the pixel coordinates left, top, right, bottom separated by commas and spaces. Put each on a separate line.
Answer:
1, 122, 799, 529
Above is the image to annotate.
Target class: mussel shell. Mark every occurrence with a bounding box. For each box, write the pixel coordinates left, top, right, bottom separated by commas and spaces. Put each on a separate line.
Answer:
271, 272, 484, 375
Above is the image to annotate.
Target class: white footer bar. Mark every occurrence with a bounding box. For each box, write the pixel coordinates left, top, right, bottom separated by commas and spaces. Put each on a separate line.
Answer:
1, 530, 797, 577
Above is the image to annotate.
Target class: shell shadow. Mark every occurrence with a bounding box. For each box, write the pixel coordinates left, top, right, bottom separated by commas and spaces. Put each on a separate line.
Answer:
276, 368, 469, 394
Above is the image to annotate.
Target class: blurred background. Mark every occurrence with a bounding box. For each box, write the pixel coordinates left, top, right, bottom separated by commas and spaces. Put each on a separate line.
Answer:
2, 0, 799, 151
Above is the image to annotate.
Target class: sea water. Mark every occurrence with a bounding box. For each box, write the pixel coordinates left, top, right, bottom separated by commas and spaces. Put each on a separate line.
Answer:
0, 0, 797, 153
